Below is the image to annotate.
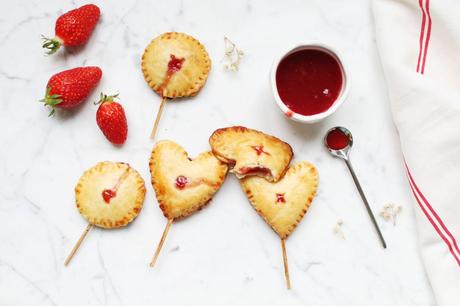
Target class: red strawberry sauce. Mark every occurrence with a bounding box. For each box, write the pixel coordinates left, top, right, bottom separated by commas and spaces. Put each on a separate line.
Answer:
276, 193, 286, 204
158, 54, 185, 96
276, 49, 343, 116
251, 145, 270, 156
168, 54, 185, 72
175, 175, 188, 189
100, 166, 130, 204
102, 189, 116, 204
326, 128, 349, 150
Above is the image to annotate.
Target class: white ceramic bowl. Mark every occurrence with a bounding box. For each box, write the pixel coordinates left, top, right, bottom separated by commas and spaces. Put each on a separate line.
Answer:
270, 43, 349, 124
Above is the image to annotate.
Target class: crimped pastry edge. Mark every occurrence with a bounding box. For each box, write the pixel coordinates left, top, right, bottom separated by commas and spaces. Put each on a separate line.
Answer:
141, 32, 211, 99
149, 140, 228, 220
75, 161, 146, 229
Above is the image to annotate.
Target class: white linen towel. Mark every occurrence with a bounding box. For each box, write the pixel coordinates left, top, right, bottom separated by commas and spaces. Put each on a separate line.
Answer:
372, 0, 460, 305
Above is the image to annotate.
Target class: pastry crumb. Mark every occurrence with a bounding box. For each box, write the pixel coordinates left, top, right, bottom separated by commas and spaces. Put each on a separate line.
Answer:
379, 202, 402, 225
333, 219, 345, 239
223, 36, 244, 71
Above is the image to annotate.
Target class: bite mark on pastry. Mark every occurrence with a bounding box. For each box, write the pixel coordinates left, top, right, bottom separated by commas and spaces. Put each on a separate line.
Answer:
209, 126, 293, 182
238, 166, 272, 180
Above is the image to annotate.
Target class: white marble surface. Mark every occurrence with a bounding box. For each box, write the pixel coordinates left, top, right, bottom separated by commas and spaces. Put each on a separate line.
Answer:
0, 0, 436, 305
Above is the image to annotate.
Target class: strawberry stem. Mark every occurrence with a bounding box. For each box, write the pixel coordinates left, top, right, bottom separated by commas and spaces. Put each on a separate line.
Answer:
39, 87, 62, 116
95, 92, 119, 105
41, 35, 62, 55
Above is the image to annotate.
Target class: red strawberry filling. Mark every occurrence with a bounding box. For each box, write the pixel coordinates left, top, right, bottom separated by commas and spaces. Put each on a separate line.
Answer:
100, 166, 130, 203
251, 145, 270, 156
175, 175, 188, 189
168, 54, 185, 72
157, 54, 186, 96
102, 189, 116, 204
276, 193, 286, 204
239, 166, 272, 177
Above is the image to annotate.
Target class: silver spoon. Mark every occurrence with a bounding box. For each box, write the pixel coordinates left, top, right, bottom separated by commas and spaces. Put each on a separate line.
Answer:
324, 127, 387, 248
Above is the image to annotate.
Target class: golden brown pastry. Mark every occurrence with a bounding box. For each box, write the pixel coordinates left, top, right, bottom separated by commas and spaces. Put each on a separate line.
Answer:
240, 162, 318, 239
209, 126, 293, 182
149, 140, 228, 219
141, 32, 211, 98
75, 161, 146, 228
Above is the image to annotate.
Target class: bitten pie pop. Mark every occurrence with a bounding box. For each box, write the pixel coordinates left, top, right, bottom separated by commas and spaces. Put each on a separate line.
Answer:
210, 126, 318, 289
64, 162, 146, 265
148, 140, 228, 267
141, 32, 211, 139
209, 126, 293, 182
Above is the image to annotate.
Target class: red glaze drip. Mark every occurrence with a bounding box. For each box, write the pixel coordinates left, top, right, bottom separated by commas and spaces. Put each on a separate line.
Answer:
102, 189, 116, 204
276, 193, 286, 204
175, 175, 188, 189
251, 145, 271, 156
157, 54, 186, 97
276, 49, 343, 116
285, 110, 294, 118
326, 128, 349, 150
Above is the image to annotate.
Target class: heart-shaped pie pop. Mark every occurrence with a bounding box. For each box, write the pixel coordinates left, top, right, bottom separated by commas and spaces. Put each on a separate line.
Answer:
240, 161, 318, 289
240, 162, 318, 239
148, 140, 228, 266
150, 140, 228, 219
209, 126, 293, 182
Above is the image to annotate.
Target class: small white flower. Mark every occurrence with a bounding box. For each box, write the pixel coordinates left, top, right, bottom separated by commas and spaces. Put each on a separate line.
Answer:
223, 36, 244, 71
380, 202, 402, 225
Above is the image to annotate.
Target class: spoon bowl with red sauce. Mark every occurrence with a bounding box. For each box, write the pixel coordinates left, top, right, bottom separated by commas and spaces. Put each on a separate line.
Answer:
271, 43, 349, 124
324, 126, 353, 160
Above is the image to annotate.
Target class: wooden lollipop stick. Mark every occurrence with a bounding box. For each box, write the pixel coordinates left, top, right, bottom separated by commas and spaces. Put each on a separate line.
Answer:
150, 218, 173, 267
281, 238, 291, 289
64, 223, 93, 266
150, 96, 167, 139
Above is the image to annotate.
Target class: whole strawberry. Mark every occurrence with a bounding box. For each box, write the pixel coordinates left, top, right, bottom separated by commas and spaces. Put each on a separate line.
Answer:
42, 4, 100, 55
40, 66, 102, 116
96, 93, 128, 145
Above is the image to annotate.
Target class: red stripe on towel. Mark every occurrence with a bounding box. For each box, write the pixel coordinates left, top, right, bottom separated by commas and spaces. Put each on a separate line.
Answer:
407, 181, 460, 266
420, 0, 432, 74
416, 0, 427, 73
405, 163, 460, 266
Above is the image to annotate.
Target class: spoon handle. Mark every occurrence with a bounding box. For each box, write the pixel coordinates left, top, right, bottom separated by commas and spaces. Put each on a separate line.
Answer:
345, 159, 387, 249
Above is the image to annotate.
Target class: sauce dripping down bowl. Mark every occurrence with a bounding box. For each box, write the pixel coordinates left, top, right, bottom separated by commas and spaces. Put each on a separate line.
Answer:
271, 43, 349, 124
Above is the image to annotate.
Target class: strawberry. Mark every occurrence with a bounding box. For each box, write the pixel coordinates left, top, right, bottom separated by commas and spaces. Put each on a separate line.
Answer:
42, 4, 100, 55
95, 93, 128, 145
40, 66, 102, 116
